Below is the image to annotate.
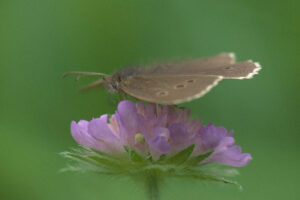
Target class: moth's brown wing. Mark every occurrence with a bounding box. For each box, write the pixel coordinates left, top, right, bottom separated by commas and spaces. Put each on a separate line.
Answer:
187, 60, 261, 79
140, 53, 235, 75
175, 52, 236, 68
141, 54, 260, 79
120, 75, 222, 104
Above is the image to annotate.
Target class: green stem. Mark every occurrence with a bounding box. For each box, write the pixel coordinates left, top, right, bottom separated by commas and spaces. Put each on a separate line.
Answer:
146, 173, 160, 200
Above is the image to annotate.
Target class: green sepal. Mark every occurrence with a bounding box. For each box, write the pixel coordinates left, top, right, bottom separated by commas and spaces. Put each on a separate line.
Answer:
86, 155, 124, 170
156, 154, 166, 163
124, 146, 147, 164
186, 151, 213, 166
62, 146, 242, 189
185, 172, 241, 188
61, 152, 96, 165
165, 144, 195, 165
142, 164, 176, 173
89, 148, 116, 159
61, 150, 128, 174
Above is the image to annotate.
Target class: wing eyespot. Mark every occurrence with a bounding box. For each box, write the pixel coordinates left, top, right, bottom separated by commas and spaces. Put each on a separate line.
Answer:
174, 84, 186, 89
186, 79, 195, 83
156, 91, 168, 97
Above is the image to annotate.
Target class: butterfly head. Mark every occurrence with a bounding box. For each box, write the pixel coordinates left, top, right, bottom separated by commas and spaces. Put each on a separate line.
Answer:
102, 73, 121, 94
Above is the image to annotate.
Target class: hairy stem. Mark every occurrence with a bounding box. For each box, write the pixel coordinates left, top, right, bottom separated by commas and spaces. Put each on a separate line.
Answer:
146, 173, 160, 200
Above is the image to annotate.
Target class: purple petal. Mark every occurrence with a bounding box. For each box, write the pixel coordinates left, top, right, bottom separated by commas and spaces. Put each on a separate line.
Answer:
117, 100, 139, 132
169, 123, 189, 144
154, 127, 170, 139
200, 123, 228, 150
115, 100, 140, 144
71, 120, 98, 147
157, 105, 169, 126
208, 145, 252, 167
136, 102, 145, 115
202, 136, 252, 167
150, 136, 171, 154
88, 115, 118, 143
216, 136, 235, 151
144, 103, 155, 118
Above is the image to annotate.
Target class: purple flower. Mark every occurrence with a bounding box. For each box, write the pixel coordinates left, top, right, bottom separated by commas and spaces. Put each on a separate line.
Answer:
71, 100, 252, 167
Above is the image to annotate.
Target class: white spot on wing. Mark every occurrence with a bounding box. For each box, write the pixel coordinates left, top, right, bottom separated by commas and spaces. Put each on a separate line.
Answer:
220, 52, 236, 64
228, 52, 236, 64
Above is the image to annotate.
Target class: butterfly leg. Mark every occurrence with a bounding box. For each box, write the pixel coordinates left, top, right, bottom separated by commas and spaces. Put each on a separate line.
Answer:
118, 91, 124, 101
172, 105, 185, 110
107, 95, 119, 108
154, 104, 161, 117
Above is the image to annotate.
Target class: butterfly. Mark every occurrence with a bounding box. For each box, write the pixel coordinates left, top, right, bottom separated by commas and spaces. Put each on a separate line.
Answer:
63, 53, 261, 104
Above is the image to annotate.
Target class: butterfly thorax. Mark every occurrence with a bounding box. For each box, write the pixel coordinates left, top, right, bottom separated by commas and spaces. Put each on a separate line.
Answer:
102, 67, 140, 93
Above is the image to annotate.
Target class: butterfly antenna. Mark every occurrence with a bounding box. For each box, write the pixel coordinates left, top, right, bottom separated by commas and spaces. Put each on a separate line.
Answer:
62, 71, 108, 82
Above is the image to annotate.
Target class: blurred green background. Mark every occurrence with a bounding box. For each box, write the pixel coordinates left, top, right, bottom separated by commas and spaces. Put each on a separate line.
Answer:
1, 0, 299, 199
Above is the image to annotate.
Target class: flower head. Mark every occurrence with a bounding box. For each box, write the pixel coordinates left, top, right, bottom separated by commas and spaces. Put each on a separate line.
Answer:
63, 100, 252, 194
70, 100, 251, 167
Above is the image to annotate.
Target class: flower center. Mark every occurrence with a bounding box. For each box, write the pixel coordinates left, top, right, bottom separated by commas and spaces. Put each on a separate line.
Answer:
135, 133, 145, 144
